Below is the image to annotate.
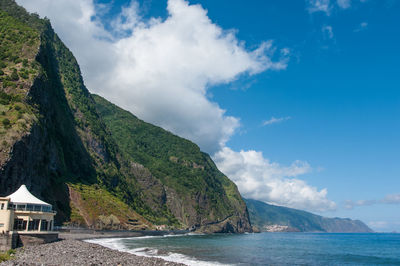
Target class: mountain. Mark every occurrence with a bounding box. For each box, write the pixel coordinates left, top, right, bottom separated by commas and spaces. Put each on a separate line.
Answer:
0, 0, 251, 233
245, 198, 373, 233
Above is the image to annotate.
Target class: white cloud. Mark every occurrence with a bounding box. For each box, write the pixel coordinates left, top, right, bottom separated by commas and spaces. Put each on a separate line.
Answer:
337, 0, 351, 9
307, 0, 369, 14
213, 147, 337, 212
110, 1, 142, 37
262, 116, 291, 126
17, 0, 289, 154
343, 199, 377, 210
354, 22, 368, 32
382, 194, 400, 204
17, 0, 337, 213
322, 25, 334, 39
307, 0, 331, 14
344, 194, 400, 209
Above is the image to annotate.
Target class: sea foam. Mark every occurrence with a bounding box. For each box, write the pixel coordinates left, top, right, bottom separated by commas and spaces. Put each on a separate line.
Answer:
85, 236, 230, 266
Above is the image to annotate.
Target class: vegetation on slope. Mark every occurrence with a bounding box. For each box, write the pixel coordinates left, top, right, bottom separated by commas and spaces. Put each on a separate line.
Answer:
67, 183, 153, 230
0, 0, 251, 232
0, 10, 40, 164
0, 0, 163, 226
245, 198, 373, 232
93, 94, 249, 230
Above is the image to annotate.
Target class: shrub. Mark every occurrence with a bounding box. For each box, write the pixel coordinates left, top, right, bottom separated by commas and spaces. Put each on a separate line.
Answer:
0, 70, 3, 75
0, 91, 11, 104
2, 118, 10, 127
22, 58, 28, 67
10, 69, 19, 81
19, 71, 28, 79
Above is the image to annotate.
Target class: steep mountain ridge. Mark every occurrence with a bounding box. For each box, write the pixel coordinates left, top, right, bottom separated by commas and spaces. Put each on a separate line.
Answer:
0, 0, 251, 233
245, 198, 373, 233
93, 94, 251, 233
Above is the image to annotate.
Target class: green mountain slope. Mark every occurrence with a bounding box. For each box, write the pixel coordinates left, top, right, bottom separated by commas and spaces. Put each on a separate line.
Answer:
93, 94, 251, 233
0, 0, 251, 233
245, 198, 373, 233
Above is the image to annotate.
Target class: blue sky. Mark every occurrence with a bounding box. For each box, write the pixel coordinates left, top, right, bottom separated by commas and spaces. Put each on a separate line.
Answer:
17, 0, 400, 231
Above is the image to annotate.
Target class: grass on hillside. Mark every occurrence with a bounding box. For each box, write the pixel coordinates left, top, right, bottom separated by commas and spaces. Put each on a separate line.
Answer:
67, 183, 154, 230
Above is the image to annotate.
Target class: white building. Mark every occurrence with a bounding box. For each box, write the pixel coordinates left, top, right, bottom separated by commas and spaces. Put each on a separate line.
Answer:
0, 185, 56, 233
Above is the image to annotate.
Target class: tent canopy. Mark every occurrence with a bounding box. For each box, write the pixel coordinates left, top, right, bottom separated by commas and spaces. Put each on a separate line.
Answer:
6, 185, 51, 206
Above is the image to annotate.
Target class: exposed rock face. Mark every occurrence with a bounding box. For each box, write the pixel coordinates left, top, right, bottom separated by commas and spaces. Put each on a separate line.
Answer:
245, 198, 373, 233
0, 0, 252, 233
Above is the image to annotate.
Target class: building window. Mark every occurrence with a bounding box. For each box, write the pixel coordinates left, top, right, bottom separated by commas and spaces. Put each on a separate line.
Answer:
0, 223, 4, 227
40, 220, 48, 231
16, 204, 26, 211
13, 219, 27, 231
28, 219, 40, 231
42, 206, 52, 212
1, 203, 4, 210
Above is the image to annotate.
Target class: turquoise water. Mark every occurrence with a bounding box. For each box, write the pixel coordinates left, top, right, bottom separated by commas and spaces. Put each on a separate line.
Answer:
87, 233, 400, 265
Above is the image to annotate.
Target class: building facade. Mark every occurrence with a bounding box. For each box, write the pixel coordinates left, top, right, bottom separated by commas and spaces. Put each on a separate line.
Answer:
0, 185, 56, 234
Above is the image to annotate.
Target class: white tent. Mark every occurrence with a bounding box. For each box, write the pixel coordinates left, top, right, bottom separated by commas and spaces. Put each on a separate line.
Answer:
6, 185, 51, 206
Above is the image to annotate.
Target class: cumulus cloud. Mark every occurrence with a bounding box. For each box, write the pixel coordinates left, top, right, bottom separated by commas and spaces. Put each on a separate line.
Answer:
17, 0, 288, 154
17, 0, 337, 212
262, 116, 291, 126
213, 147, 337, 212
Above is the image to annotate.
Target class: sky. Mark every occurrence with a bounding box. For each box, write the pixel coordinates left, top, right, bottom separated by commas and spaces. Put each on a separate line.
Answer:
15, 0, 400, 232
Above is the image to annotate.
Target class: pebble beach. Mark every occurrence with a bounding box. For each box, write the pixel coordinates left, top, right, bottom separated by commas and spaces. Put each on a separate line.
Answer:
0, 234, 184, 266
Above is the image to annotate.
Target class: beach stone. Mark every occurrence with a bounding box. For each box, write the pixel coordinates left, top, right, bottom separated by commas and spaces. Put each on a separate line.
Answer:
0, 239, 184, 266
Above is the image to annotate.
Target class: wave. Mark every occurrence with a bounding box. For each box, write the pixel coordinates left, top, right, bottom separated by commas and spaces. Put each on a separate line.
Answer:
85, 236, 230, 266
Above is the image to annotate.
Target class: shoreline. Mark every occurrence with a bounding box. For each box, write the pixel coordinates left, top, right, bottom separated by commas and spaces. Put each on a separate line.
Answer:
0, 232, 186, 266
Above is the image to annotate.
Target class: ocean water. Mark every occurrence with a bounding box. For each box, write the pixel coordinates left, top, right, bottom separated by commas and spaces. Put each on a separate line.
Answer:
86, 233, 400, 265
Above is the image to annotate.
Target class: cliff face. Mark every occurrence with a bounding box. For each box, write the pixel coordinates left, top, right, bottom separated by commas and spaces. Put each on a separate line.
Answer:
245, 198, 373, 233
0, 0, 251, 233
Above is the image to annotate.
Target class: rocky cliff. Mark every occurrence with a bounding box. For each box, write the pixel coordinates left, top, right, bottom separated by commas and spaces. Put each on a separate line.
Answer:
245, 198, 373, 233
0, 0, 251, 233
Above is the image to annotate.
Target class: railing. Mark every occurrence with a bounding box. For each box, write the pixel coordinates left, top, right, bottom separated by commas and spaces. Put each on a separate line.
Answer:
8, 204, 55, 213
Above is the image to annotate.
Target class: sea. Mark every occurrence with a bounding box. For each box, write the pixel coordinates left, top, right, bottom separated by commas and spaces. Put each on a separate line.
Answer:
86, 232, 400, 265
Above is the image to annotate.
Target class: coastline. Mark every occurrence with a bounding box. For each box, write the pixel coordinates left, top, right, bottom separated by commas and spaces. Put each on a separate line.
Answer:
0, 232, 185, 266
